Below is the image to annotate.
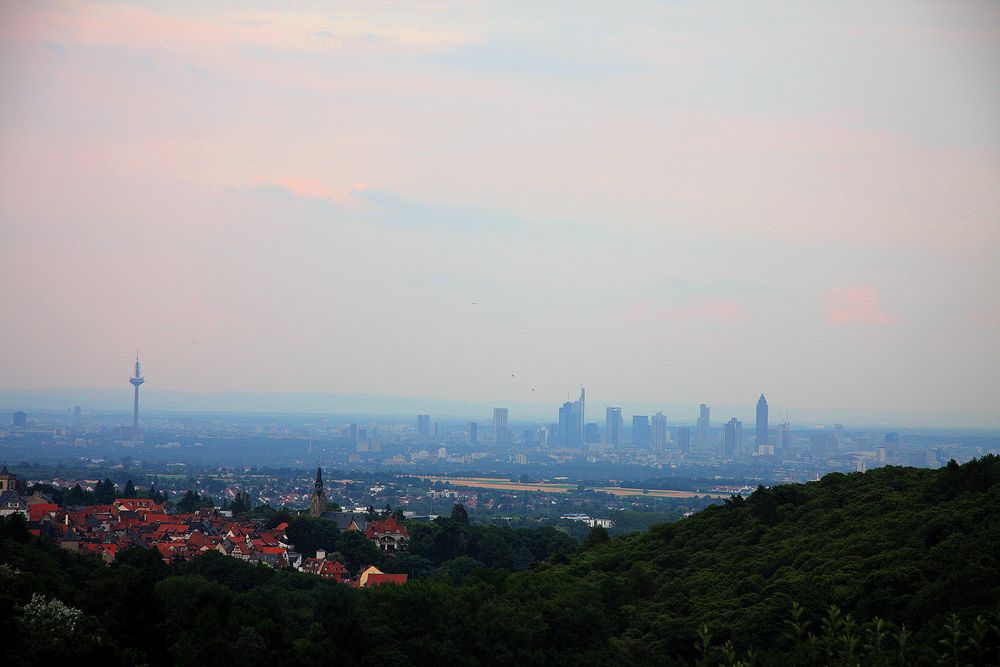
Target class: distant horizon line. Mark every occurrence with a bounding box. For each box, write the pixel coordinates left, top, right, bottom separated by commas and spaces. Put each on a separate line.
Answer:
2, 385, 998, 430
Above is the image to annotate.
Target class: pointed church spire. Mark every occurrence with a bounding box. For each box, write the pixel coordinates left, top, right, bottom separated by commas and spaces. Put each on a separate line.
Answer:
310, 466, 327, 517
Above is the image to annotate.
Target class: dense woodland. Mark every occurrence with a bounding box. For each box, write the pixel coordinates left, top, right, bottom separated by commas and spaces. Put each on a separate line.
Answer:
3, 456, 999, 666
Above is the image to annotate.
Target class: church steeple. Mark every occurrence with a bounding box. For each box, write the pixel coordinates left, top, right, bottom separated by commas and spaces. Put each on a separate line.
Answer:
309, 466, 327, 517
0, 463, 14, 492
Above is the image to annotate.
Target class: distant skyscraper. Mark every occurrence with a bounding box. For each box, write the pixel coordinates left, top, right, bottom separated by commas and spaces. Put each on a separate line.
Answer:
558, 402, 574, 446
723, 418, 742, 458
697, 404, 710, 450
469, 421, 478, 445
883, 432, 900, 456
677, 426, 691, 454
493, 407, 509, 445
417, 415, 430, 438
778, 423, 791, 454
810, 433, 829, 458
651, 412, 667, 451
350, 423, 359, 443
605, 407, 622, 446
557, 387, 586, 447
12, 411, 26, 428
129, 352, 145, 442
632, 415, 650, 447
755, 394, 769, 447
584, 422, 601, 444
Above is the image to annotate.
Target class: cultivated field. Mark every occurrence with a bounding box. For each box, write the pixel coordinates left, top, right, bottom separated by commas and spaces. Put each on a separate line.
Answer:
412, 475, 725, 499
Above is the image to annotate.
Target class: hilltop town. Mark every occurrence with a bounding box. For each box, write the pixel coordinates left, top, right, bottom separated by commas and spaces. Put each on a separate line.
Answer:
0, 463, 408, 587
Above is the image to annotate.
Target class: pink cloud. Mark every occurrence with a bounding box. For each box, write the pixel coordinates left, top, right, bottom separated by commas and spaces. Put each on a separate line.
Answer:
826, 285, 895, 325
263, 178, 367, 205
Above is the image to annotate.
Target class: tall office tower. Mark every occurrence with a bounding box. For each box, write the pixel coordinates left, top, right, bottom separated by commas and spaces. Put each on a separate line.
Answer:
723, 418, 742, 458
129, 352, 145, 442
493, 407, 510, 445
584, 422, 601, 444
755, 394, 768, 447
651, 412, 668, 451
12, 411, 26, 428
558, 402, 574, 446
605, 407, 622, 446
536, 426, 548, 446
469, 421, 478, 445
417, 415, 430, 438
350, 423, 359, 443
696, 404, 710, 450
883, 431, 900, 456
72, 405, 82, 431
632, 415, 650, 447
677, 426, 691, 454
778, 423, 791, 454
575, 387, 587, 445
559, 398, 585, 447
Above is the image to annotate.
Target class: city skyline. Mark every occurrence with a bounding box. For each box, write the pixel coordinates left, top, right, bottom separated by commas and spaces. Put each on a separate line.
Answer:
0, 5, 996, 665
3, 350, 996, 427
1, 3, 998, 417
2, 381, 998, 430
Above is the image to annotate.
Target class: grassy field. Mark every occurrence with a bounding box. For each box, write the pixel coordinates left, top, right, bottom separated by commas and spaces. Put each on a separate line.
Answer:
411, 475, 725, 499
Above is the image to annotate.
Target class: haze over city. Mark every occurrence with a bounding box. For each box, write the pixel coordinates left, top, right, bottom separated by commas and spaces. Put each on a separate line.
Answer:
3, 5, 1000, 667
2, 2, 999, 422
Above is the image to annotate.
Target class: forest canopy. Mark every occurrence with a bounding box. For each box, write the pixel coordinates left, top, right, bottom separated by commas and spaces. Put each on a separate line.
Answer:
2, 455, 999, 666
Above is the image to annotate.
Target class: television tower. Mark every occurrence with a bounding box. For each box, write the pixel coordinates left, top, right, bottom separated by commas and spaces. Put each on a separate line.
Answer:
129, 351, 145, 442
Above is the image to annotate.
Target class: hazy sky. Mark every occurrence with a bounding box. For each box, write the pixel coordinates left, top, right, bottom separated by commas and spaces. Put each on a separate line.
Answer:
1, 1, 998, 416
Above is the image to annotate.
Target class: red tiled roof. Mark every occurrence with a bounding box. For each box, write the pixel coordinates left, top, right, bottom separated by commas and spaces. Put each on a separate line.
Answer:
363, 573, 407, 587
28, 503, 60, 522
365, 516, 410, 540
259, 546, 286, 555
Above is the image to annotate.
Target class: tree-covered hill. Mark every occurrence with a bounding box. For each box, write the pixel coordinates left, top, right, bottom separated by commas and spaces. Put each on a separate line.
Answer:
3, 456, 999, 666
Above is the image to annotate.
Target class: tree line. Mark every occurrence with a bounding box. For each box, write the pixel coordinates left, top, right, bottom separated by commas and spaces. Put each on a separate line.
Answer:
2, 455, 998, 665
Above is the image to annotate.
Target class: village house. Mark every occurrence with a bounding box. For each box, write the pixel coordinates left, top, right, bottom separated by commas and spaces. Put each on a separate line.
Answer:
365, 516, 410, 552
299, 549, 350, 583
357, 565, 408, 588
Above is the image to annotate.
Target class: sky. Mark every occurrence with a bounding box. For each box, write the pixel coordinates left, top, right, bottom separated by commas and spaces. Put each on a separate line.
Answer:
1, 1, 998, 420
